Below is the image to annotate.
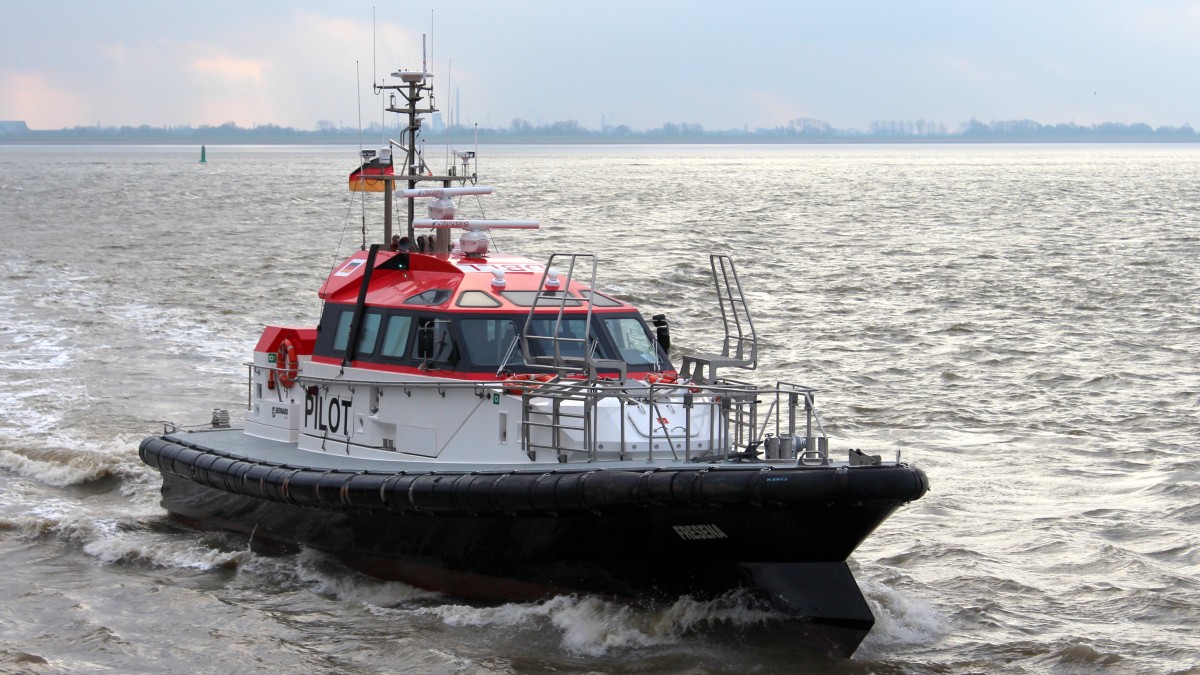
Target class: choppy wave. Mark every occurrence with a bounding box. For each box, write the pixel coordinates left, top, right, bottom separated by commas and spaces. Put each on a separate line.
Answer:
2, 498, 143, 546
237, 548, 439, 606
857, 577, 948, 653
0, 442, 144, 487
82, 532, 250, 571
422, 591, 781, 657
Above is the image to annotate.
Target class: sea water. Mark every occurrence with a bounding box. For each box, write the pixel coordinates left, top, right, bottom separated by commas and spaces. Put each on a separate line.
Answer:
0, 143, 1197, 673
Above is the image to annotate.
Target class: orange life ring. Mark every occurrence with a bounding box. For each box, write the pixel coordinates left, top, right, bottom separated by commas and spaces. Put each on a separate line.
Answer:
504, 373, 553, 395
275, 338, 300, 389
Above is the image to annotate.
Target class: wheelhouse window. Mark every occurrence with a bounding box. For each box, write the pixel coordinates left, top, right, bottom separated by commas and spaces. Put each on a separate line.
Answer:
380, 315, 413, 358
526, 316, 604, 360
602, 316, 661, 366
457, 290, 502, 308
405, 289, 454, 306
579, 289, 623, 307
501, 290, 584, 307
331, 310, 354, 351
460, 318, 520, 367
329, 309, 383, 356
356, 311, 383, 355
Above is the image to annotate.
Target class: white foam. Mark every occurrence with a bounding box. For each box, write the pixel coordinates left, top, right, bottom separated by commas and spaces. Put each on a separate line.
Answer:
425, 591, 780, 656
0, 351, 74, 371
82, 533, 249, 570
551, 596, 672, 654
294, 549, 437, 605
0, 433, 149, 488
115, 470, 170, 517
856, 576, 947, 655
2, 492, 251, 572
0, 449, 116, 487
237, 548, 436, 605
5, 499, 140, 545
0, 328, 78, 371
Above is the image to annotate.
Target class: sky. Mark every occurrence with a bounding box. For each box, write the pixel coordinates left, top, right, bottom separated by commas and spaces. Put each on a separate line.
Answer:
2, 1, 1199, 132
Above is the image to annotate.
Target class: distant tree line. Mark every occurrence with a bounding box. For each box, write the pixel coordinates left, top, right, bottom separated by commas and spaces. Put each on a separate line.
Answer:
957, 118, 1196, 141
1, 116, 1196, 144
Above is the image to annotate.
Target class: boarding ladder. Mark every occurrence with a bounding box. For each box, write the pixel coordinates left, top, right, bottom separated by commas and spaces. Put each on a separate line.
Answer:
681, 255, 759, 383
510, 254, 630, 461
517, 253, 627, 382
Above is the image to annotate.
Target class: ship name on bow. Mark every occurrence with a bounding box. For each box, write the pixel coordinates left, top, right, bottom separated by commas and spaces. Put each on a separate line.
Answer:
673, 524, 729, 541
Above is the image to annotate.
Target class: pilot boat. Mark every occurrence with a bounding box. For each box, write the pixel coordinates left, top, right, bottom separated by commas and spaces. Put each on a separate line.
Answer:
139, 59, 928, 657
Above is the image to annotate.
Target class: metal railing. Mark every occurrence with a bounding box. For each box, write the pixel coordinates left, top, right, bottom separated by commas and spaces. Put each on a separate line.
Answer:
519, 378, 830, 465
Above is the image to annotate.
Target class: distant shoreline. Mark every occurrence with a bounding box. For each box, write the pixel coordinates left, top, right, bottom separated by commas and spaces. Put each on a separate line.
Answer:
4, 118, 1195, 145
3, 136, 1199, 146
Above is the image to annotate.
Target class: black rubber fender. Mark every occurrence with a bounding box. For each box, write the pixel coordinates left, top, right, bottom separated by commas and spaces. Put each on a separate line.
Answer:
139, 435, 929, 515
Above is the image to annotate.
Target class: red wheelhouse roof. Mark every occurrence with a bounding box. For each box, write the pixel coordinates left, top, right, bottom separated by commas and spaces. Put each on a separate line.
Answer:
318, 250, 632, 313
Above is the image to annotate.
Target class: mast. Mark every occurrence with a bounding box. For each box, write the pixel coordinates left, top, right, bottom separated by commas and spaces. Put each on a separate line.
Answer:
362, 42, 484, 252
375, 68, 434, 243
368, 43, 479, 249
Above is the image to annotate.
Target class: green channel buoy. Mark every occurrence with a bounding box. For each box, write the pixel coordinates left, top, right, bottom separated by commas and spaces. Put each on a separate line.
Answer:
200, 145, 207, 163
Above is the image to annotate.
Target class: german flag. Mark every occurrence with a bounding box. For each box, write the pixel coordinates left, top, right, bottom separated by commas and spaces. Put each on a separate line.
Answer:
349, 149, 394, 192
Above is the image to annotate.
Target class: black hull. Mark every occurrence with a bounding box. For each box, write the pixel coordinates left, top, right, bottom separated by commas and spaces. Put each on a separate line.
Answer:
141, 435, 929, 656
